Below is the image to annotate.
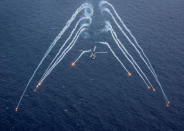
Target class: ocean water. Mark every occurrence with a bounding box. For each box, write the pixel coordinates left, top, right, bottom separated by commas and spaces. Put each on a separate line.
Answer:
0, 0, 184, 130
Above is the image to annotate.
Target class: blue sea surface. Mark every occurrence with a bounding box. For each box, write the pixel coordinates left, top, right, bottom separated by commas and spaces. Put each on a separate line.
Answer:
0, 0, 184, 130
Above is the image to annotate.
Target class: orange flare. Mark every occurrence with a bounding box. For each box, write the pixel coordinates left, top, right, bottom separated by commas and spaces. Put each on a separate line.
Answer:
166, 101, 171, 107
152, 88, 156, 92
71, 62, 75, 67
147, 86, 151, 90
15, 107, 18, 112
128, 72, 132, 77
36, 82, 42, 88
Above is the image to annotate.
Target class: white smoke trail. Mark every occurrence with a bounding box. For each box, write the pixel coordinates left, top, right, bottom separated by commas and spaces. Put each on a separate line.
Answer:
106, 21, 153, 88
98, 41, 129, 73
73, 49, 91, 64
100, 1, 169, 103
95, 52, 108, 54
15, 3, 93, 111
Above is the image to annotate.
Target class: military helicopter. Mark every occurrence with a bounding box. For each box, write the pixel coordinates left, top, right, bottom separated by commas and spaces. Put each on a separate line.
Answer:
89, 46, 108, 60
90, 46, 96, 60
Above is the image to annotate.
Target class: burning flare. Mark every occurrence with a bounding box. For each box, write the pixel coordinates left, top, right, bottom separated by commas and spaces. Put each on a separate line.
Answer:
128, 72, 132, 77
71, 62, 76, 66
15, 107, 18, 112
